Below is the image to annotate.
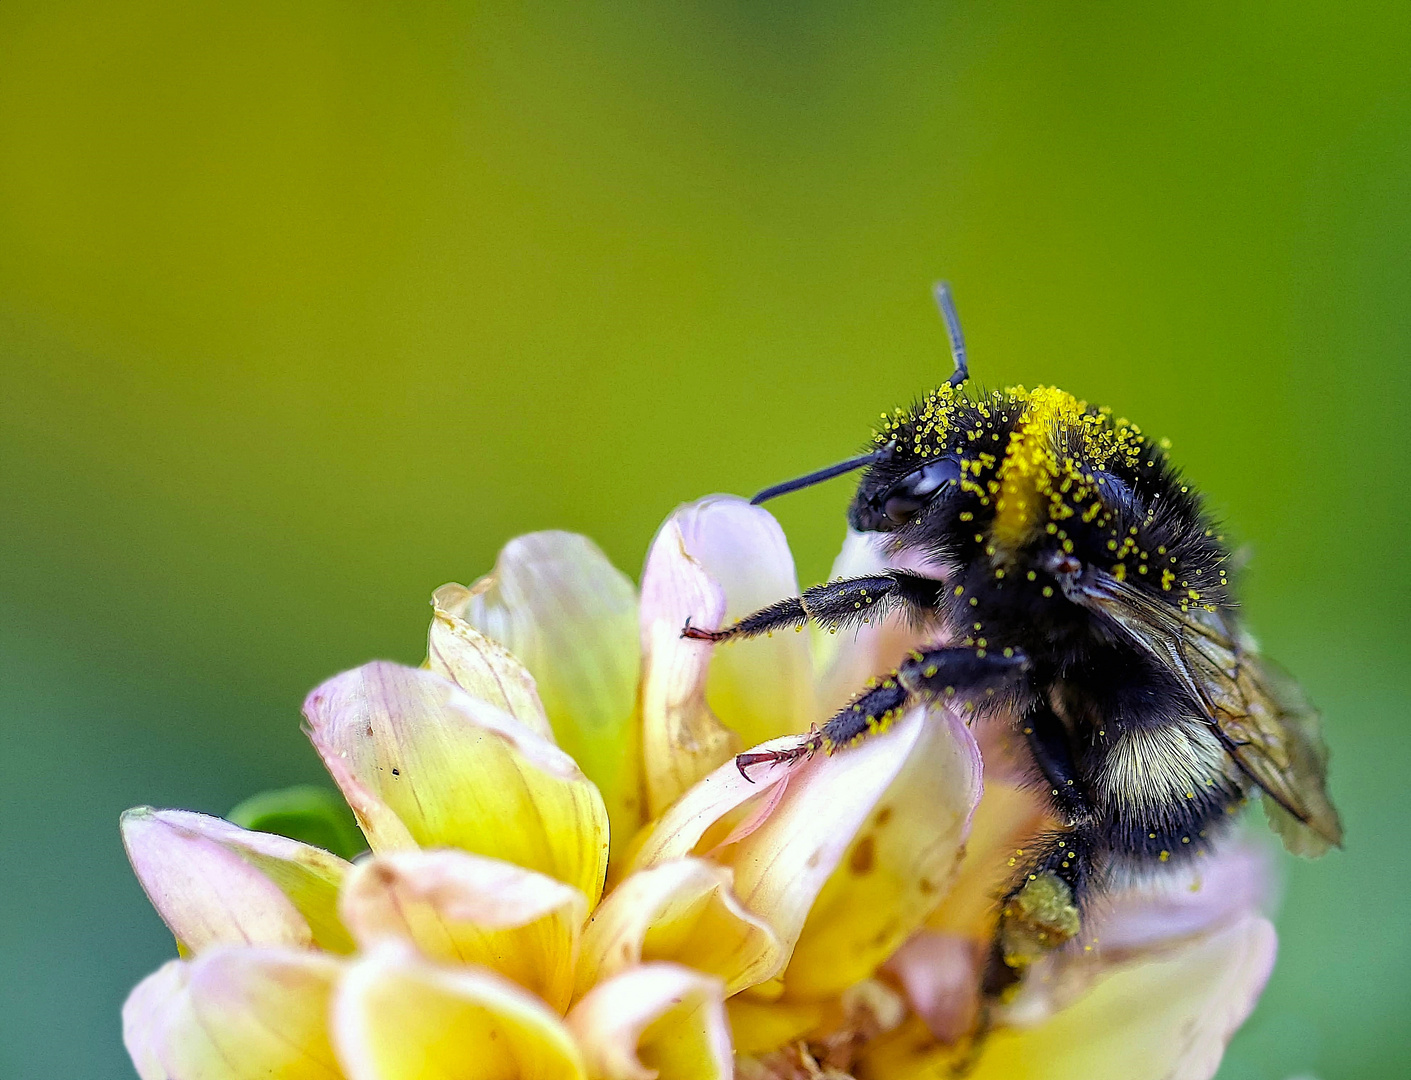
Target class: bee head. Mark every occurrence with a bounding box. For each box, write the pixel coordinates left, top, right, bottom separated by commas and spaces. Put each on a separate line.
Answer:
849, 386, 1201, 578
847, 444, 962, 534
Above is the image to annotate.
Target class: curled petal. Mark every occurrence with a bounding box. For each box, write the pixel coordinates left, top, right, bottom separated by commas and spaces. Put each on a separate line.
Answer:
925, 778, 1052, 942
121, 807, 353, 954
782, 706, 983, 999
340, 849, 586, 1011
427, 584, 554, 741
454, 531, 644, 844
304, 662, 609, 905
577, 858, 784, 999
566, 964, 733, 1080
1087, 842, 1272, 955
869, 915, 1277, 1080
122, 947, 342, 1080
332, 945, 585, 1080
631, 707, 978, 991
673, 496, 814, 747
638, 516, 740, 817
983, 840, 1277, 1036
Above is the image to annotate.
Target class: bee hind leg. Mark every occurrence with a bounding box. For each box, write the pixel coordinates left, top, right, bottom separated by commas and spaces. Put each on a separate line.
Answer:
987, 705, 1100, 989
990, 830, 1096, 980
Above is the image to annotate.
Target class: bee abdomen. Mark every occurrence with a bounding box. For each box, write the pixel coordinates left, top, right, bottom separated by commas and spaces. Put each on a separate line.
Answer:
1094, 715, 1244, 865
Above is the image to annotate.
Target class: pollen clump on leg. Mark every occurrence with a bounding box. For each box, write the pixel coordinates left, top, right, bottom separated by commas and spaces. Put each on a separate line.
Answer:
998, 871, 1081, 970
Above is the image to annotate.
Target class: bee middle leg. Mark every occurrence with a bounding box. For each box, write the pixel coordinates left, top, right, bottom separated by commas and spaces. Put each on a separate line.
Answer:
734, 645, 1029, 779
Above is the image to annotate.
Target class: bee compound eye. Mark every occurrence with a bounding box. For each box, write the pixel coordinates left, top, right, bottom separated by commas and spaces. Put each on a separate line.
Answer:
883, 493, 926, 524
880, 457, 961, 525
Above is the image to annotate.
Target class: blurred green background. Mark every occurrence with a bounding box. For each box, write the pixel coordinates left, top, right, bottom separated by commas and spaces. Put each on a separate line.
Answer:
2, 2, 1408, 1076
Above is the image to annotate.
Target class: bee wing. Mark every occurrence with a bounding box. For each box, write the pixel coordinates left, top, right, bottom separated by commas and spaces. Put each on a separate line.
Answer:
1075, 571, 1343, 857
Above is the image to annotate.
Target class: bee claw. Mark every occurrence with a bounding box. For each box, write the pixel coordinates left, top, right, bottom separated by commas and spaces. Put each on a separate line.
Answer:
735, 754, 765, 782
681, 617, 727, 642
734, 735, 824, 782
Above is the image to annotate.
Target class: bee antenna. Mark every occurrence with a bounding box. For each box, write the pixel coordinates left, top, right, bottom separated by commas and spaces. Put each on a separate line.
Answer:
933, 280, 968, 386
751, 440, 896, 505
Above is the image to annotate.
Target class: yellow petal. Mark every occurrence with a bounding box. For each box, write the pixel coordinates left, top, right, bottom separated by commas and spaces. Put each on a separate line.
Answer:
576, 858, 784, 999
782, 706, 981, 999
632, 706, 978, 994
725, 997, 827, 1057
454, 531, 644, 844
924, 778, 1051, 942
331, 944, 586, 1080
121, 807, 354, 954
673, 496, 815, 747
304, 661, 609, 905
122, 946, 343, 1080
638, 516, 740, 817
340, 849, 586, 1012
566, 964, 733, 1080
1082, 841, 1271, 956
428, 583, 555, 741
864, 916, 1277, 1080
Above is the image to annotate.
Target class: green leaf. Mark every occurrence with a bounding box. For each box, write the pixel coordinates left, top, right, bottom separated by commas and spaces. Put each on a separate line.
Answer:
227, 785, 367, 861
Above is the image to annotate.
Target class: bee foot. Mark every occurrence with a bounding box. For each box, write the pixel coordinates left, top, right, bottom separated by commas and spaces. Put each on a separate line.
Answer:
735, 734, 823, 782
681, 617, 728, 642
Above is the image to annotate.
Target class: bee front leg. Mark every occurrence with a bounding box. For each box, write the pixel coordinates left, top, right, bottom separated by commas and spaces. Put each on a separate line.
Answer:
681, 571, 947, 644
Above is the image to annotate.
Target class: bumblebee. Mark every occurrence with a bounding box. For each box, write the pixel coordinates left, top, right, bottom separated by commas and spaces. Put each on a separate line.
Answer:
684, 283, 1341, 989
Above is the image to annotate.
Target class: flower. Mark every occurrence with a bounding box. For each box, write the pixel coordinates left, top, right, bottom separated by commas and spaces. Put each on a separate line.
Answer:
120, 495, 1276, 1080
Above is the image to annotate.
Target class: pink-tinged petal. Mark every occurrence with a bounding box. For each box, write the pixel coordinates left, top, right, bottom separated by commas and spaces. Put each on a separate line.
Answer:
332, 945, 585, 1080
122, 947, 343, 1080
121, 807, 354, 954
304, 662, 609, 905
1087, 842, 1273, 955
924, 777, 1053, 942
566, 964, 733, 1080
453, 531, 644, 845
781, 706, 983, 999
864, 916, 1277, 1080
576, 858, 784, 999
672, 496, 815, 747
631, 706, 980, 999
883, 931, 982, 1044
812, 530, 937, 716
122, 961, 181, 1080
427, 583, 554, 741
340, 849, 586, 1012
638, 516, 740, 817
995, 842, 1276, 1029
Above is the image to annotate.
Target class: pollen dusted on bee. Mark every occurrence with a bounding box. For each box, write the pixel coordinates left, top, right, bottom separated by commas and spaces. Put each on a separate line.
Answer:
706, 352, 1339, 1010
